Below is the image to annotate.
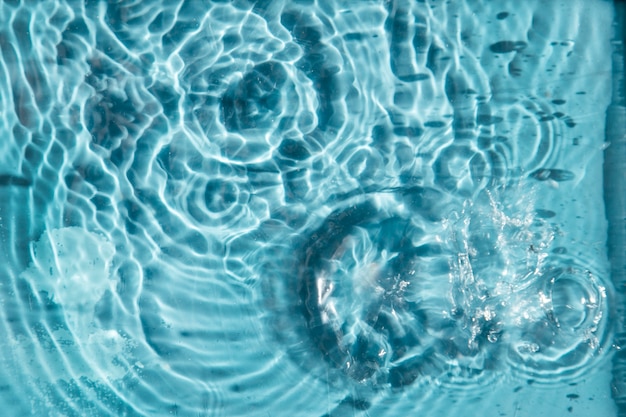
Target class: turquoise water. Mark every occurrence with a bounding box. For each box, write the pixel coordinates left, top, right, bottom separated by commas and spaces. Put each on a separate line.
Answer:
0, 0, 622, 416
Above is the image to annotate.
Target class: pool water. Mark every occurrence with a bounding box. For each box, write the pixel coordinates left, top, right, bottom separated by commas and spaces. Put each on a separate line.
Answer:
0, 0, 623, 416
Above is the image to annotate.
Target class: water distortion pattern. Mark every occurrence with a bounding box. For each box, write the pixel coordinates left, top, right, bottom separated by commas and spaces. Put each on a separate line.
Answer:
0, 1, 617, 416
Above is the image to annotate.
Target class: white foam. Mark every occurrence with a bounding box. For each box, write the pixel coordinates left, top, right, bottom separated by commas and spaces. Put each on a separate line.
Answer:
24, 227, 116, 312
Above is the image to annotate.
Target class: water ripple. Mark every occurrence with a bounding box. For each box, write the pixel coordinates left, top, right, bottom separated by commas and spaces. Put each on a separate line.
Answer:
0, 0, 617, 415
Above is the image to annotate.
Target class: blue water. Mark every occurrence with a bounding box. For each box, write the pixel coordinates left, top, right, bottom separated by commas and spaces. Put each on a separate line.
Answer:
0, 0, 621, 416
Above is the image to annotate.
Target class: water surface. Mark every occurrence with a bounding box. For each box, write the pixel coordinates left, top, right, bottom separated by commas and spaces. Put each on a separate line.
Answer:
0, 0, 619, 416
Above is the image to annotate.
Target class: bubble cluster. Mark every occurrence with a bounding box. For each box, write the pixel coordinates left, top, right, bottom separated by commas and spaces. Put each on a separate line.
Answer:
265, 187, 613, 393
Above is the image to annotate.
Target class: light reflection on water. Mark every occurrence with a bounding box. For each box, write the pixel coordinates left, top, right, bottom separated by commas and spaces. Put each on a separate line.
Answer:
0, 0, 618, 416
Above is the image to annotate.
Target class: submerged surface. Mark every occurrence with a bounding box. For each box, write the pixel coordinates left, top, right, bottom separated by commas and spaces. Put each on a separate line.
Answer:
0, 0, 620, 416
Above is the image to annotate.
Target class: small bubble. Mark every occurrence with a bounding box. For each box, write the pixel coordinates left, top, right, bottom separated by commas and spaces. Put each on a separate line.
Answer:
517, 342, 540, 353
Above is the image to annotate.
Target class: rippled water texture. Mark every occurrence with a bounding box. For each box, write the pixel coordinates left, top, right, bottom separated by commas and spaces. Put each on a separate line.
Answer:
0, 0, 619, 416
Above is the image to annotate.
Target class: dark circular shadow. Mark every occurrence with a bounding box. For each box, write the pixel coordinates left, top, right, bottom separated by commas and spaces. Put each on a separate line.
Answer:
296, 199, 446, 387
221, 61, 288, 132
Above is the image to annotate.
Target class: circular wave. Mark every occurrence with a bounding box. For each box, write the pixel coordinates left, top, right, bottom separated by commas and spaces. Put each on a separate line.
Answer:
263, 191, 511, 392
298, 199, 436, 386
505, 258, 613, 382
0, 0, 615, 415
263, 184, 614, 396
